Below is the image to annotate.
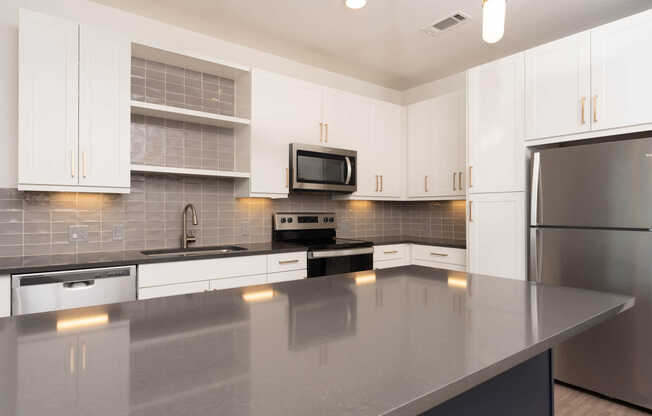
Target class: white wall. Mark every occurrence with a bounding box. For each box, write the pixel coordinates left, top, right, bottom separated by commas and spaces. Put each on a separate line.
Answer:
0, 0, 403, 188
401, 72, 466, 106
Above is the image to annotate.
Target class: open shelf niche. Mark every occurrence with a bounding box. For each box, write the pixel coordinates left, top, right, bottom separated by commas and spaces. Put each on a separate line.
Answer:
129, 43, 252, 179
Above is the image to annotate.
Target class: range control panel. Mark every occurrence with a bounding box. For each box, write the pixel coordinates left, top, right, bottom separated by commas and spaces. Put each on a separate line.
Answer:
273, 212, 336, 230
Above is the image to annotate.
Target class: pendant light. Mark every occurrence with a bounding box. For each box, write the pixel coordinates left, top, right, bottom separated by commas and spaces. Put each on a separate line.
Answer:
482, 0, 506, 43
345, 0, 367, 9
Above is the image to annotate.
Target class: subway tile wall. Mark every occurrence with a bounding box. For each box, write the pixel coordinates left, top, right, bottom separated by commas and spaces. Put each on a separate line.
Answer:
0, 181, 465, 264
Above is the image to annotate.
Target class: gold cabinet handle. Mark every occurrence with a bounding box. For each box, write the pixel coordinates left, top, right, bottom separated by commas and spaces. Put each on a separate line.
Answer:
324, 123, 329, 143
383, 250, 398, 254
82, 151, 87, 178
70, 149, 75, 178
593, 95, 598, 122
469, 201, 473, 222
320, 122, 323, 143
469, 166, 473, 188
69, 344, 75, 375
430, 252, 449, 257
424, 175, 429, 193
458, 171, 463, 190
279, 259, 299, 265
286, 167, 289, 188
380, 175, 383, 192
581, 97, 586, 125
375, 175, 379, 192
81, 342, 87, 371
453, 172, 457, 191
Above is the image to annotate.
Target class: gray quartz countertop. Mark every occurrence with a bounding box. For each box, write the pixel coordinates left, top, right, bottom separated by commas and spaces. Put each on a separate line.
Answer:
0, 236, 463, 275
0, 266, 633, 416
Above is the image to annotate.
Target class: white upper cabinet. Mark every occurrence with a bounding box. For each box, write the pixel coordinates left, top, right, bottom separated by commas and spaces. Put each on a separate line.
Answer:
78, 24, 130, 189
590, 9, 652, 131
467, 53, 525, 194
467, 192, 526, 281
322, 88, 372, 149
18, 9, 131, 193
407, 92, 465, 199
19, 9, 79, 188
525, 32, 591, 140
371, 100, 402, 197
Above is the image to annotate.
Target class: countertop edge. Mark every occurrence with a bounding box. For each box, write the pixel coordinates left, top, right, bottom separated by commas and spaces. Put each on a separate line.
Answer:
387, 295, 635, 416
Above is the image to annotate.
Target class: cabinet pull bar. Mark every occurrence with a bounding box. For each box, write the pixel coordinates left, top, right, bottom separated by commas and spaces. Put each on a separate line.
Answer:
376, 175, 379, 192
380, 175, 383, 192
279, 259, 299, 265
469, 166, 473, 188
430, 252, 449, 257
70, 150, 75, 178
82, 151, 87, 178
81, 342, 87, 371
424, 176, 428, 193
469, 201, 473, 222
458, 171, 463, 190
320, 122, 323, 142
286, 168, 289, 188
325, 123, 329, 143
581, 97, 586, 124
69, 345, 75, 375
383, 250, 398, 254
593, 95, 598, 122
453, 172, 457, 191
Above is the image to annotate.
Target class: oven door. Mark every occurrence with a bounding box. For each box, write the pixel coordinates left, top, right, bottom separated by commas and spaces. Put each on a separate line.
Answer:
307, 247, 373, 278
291, 143, 357, 192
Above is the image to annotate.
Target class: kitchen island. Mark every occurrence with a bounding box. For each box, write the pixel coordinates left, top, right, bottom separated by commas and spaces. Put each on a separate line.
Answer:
0, 266, 633, 416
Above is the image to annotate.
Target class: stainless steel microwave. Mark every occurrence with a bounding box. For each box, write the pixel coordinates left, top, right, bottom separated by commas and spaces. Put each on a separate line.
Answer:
290, 143, 357, 193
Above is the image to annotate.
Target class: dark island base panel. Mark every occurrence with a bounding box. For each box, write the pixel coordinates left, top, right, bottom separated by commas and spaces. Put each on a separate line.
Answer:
422, 350, 553, 416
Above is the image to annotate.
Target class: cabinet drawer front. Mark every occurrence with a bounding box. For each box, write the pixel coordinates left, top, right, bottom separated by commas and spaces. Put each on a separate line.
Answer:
267, 252, 307, 273
374, 244, 408, 262
268, 269, 307, 283
209, 274, 267, 291
138, 281, 209, 300
374, 258, 409, 270
138, 255, 267, 288
411, 245, 466, 266
412, 260, 467, 272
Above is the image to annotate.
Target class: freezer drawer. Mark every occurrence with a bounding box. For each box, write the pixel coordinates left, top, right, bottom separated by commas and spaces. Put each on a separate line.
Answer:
531, 137, 652, 228
529, 227, 652, 408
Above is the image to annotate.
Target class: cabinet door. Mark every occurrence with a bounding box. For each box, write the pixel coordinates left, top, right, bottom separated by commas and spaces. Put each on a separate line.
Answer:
407, 100, 432, 197
525, 32, 591, 140
250, 69, 322, 195
467, 192, 526, 280
77, 325, 129, 416
467, 54, 526, 194
590, 9, 652, 131
368, 100, 402, 197
429, 91, 465, 197
322, 88, 372, 149
78, 24, 131, 189
17, 334, 78, 415
18, 9, 78, 187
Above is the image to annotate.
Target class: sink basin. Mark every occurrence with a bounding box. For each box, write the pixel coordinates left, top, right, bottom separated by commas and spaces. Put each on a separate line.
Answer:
141, 245, 247, 257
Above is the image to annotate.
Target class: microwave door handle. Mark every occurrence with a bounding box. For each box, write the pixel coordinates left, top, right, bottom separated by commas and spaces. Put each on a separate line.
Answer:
345, 157, 352, 185
530, 152, 541, 226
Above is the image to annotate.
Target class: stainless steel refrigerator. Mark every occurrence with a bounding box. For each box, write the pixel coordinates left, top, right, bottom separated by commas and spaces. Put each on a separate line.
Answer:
529, 137, 652, 409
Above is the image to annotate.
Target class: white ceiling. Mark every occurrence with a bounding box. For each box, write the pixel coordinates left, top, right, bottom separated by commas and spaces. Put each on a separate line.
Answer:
91, 0, 651, 90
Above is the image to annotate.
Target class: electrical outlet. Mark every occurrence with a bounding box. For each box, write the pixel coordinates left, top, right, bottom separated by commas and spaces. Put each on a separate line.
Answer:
68, 225, 89, 242
239, 222, 249, 236
112, 224, 125, 241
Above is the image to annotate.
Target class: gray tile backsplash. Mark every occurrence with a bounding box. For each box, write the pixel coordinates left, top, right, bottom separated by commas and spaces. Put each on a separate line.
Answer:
0, 179, 466, 260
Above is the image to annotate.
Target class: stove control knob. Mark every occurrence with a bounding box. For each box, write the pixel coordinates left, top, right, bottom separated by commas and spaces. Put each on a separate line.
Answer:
287, 218, 293, 223
329, 217, 335, 222
280, 218, 286, 223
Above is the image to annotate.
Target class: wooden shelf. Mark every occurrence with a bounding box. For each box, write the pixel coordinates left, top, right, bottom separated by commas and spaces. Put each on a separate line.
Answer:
131, 164, 250, 179
131, 101, 250, 128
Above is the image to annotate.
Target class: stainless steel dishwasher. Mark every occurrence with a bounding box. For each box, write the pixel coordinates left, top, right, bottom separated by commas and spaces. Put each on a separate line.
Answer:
11, 265, 137, 315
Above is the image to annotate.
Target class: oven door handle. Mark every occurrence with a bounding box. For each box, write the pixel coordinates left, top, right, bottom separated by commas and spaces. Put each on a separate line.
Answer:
308, 247, 373, 259
345, 157, 352, 185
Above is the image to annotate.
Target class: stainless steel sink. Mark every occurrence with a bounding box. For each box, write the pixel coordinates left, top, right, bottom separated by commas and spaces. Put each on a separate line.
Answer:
141, 245, 247, 257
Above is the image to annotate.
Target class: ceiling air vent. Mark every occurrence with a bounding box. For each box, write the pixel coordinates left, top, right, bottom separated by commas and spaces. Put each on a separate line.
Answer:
422, 11, 471, 37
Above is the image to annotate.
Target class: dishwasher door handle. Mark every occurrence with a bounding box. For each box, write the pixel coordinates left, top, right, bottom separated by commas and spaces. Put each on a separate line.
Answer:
63, 280, 96, 290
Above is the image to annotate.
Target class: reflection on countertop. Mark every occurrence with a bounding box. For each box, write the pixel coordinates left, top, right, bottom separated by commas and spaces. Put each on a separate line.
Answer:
0, 266, 633, 416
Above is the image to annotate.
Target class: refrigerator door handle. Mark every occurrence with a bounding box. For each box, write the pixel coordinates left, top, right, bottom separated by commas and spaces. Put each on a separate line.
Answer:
530, 152, 541, 226
529, 228, 543, 283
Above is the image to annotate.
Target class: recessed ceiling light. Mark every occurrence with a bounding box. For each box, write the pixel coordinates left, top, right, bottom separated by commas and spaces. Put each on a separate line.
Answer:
345, 0, 367, 10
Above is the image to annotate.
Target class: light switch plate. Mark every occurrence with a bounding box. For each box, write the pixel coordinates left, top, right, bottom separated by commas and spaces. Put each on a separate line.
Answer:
112, 224, 125, 241
68, 225, 89, 242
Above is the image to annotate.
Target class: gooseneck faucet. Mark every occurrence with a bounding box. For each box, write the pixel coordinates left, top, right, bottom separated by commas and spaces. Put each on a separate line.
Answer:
182, 203, 198, 248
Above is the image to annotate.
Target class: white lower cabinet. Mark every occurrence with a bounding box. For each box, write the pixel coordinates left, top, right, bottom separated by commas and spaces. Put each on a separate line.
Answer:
210, 274, 267, 291
138, 281, 210, 300
467, 192, 526, 280
373, 244, 410, 269
0, 275, 9, 317
374, 244, 467, 272
268, 269, 307, 283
